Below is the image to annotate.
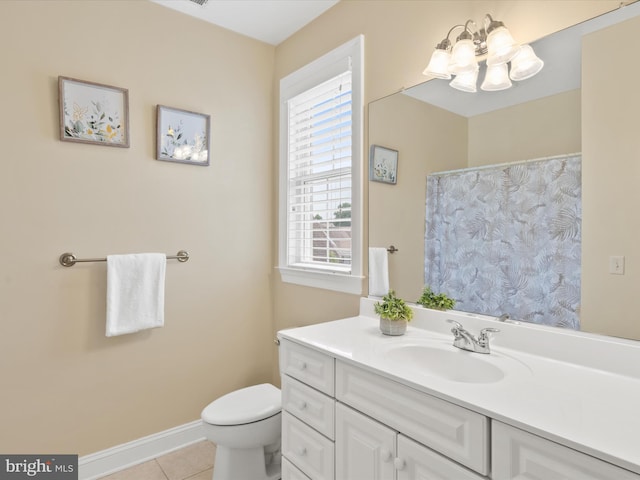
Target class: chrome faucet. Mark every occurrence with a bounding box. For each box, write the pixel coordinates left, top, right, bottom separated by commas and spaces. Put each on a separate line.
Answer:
446, 319, 500, 354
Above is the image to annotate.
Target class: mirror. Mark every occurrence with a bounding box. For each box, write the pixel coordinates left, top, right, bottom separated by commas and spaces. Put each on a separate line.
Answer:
368, 3, 640, 340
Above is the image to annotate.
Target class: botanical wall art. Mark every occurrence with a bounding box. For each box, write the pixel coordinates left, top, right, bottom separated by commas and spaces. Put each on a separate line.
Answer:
370, 145, 398, 184
156, 105, 210, 166
58, 76, 129, 147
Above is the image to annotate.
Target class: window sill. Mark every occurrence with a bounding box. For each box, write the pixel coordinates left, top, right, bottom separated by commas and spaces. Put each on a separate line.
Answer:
278, 266, 363, 295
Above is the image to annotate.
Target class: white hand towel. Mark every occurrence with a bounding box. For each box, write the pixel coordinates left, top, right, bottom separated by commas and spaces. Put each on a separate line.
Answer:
368, 247, 389, 297
106, 253, 166, 337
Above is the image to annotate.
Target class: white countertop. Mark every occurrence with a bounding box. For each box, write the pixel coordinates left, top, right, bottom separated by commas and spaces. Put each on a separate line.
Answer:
278, 298, 640, 475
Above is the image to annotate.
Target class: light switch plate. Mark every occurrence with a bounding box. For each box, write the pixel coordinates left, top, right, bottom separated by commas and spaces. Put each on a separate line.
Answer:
609, 256, 625, 275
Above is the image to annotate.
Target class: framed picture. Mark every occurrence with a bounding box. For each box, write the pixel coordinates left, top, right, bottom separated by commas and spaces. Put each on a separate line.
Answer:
58, 76, 129, 147
370, 145, 398, 184
156, 105, 210, 166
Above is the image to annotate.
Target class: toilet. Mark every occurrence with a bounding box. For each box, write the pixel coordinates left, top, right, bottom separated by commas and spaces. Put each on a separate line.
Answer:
201, 383, 282, 480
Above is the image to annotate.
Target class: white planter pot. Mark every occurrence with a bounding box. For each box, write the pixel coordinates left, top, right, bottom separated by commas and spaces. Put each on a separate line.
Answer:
379, 317, 407, 336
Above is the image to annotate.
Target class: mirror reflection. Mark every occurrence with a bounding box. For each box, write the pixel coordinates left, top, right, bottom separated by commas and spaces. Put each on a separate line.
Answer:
368, 2, 640, 341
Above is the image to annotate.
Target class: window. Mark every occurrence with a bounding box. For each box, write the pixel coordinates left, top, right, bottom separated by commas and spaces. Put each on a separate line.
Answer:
278, 36, 363, 294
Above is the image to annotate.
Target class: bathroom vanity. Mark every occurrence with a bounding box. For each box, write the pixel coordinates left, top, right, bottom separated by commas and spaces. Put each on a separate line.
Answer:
278, 298, 640, 480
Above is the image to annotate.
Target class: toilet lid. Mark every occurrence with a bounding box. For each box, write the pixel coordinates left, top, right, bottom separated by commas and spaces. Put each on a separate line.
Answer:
201, 383, 281, 426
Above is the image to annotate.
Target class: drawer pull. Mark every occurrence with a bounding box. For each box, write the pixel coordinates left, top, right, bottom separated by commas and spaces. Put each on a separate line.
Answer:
394, 458, 406, 471
297, 400, 308, 410
296, 446, 307, 456
380, 448, 392, 462
297, 361, 307, 370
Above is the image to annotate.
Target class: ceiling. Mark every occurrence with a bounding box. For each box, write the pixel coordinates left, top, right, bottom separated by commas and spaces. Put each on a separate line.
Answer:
151, 0, 340, 45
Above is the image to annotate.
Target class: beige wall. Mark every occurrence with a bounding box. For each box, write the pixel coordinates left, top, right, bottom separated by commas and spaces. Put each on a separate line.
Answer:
369, 95, 467, 301
273, 0, 620, 338
0, 1, 274, 454
468, 89, 581, 167
582, 15, 640, 339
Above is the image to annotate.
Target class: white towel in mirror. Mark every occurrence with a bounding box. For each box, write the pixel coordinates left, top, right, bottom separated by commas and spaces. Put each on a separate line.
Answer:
106, 253, 166, 337
368, 247, 389, 297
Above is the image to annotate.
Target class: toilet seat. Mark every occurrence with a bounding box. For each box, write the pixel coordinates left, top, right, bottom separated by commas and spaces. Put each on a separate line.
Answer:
202, 383, 281, 426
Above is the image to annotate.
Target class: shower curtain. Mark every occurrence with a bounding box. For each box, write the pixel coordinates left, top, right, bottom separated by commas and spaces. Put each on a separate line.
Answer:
425, 154, 581, 329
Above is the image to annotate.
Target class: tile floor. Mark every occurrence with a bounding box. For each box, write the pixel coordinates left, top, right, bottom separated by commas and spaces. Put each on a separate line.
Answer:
99, 440, 216, 480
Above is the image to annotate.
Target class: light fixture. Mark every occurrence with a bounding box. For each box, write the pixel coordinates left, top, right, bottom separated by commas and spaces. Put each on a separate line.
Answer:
481, 63, 512, 91
485, 14, 519, 66
450, 66, 479, 93
424, 14, 543, 93
509, 44, 545, 81
422, 25, 458, 79
449, 21, 479, 75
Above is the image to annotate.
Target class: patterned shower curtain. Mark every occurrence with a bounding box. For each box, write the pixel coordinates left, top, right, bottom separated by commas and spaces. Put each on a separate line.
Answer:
425, 154, 581, 329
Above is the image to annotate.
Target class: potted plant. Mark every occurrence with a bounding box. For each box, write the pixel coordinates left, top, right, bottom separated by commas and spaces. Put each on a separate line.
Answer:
374, 290, 414, 336
417, 285, 456, 311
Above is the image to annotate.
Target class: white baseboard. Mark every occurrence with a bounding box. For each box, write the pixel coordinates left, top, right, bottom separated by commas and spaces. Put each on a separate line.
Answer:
78, 420, 206, 480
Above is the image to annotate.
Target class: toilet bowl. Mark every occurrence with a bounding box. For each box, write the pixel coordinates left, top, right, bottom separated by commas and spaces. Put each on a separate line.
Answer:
201, 383, 281, 480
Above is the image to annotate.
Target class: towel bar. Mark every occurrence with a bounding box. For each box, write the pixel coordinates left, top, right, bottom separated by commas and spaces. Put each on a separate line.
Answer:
387, 245, 399, 254
59, 250, 189, 267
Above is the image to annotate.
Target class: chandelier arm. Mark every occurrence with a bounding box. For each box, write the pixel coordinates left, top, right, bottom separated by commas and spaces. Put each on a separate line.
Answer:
445, 24, 465, 40
464, 19, 478, 34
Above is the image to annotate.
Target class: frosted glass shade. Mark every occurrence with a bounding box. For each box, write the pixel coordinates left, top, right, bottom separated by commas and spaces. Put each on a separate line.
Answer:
423, 49, 452, 79
449, 67, 479, 93
481, 63, 512, 91
449, 39, 478, 75
509, 45, 544, 81
486, 26, 519, 65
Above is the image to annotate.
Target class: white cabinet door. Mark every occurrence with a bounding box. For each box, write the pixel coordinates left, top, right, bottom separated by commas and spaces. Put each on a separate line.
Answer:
492, 421, 640, 480
396, 435, 485, 480
336, 403, 396, 480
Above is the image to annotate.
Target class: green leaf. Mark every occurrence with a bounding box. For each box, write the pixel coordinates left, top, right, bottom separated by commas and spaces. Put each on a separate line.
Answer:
416, 285, 455, 310
374, 290, 413, 321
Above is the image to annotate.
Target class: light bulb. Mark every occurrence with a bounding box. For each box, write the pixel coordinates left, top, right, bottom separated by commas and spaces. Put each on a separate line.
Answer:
449, 67, 479, 93
486, 26, 519, 65
423, 48, 452, 79
449, 39, 478, 75
509, 45, 544, 81
481, 63, 512, 91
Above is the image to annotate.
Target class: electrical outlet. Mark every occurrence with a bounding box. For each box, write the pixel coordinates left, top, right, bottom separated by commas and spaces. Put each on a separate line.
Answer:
609, 256, 625, 275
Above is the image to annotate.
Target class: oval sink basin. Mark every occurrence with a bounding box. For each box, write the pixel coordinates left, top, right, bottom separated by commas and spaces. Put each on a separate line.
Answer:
382, 343, 506, 383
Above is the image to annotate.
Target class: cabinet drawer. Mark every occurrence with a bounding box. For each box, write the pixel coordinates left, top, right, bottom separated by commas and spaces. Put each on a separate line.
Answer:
336, 360, 489, 475
492, 421, 640, 480
280, 339, 335, 396
283, 411, 335, 480
397, 434, 485, 480
283, 375, 335, 440
282, 457, 311, 480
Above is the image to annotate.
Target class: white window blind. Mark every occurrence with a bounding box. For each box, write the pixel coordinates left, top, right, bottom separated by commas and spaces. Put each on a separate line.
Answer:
286, 71, 353, 273
278, 35, 363, 294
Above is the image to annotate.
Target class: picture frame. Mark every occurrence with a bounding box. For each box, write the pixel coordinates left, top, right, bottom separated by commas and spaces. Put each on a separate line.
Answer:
156, 105, 210, 166
370, 145, 398, 184
58, 76, 129, 148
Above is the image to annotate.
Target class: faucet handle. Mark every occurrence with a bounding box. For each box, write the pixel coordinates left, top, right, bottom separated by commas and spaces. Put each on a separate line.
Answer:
446, 319, 464, 330
481, 327, 500, 334
446, 319, 466, 339
479, 327, 500, 342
